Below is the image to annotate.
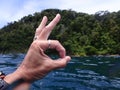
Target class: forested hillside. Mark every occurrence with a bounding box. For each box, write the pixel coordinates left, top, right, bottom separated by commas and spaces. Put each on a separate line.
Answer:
0, 9, 120, 56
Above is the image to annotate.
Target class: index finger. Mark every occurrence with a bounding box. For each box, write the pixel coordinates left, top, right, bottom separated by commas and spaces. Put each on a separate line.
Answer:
39, 14, 61, 40
37, 40, 66, 58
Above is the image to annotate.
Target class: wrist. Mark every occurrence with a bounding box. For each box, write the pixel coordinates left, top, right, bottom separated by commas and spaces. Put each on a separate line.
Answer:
4, 71, 22, 84
3, 72, 31, 90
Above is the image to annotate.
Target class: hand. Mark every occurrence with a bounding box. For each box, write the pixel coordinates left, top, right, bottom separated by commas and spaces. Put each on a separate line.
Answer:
4, 14, 71, 84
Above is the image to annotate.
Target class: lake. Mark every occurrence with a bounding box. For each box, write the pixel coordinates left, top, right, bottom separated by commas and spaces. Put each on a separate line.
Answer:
0, 54, 120, 90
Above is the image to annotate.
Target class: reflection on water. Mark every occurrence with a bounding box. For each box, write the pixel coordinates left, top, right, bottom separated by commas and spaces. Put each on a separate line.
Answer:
0, 54, 120, 90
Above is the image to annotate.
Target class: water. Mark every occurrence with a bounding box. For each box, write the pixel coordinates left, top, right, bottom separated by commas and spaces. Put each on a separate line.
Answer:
0, 54, 120, 90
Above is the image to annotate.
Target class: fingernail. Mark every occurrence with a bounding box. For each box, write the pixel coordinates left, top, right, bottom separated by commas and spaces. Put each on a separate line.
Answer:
66, 56, 71, 60
56, 13, 61, 18
43, 16, 47, 19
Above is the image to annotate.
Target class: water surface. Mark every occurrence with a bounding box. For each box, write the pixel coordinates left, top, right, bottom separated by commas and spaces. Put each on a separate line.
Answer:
0, 54, 120, 90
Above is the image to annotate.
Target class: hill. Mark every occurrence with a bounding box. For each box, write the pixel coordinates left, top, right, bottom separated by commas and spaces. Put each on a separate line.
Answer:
0, 9, 120, 56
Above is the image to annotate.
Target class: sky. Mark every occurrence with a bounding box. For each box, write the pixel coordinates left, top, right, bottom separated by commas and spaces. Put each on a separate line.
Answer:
0, 0, 120, 28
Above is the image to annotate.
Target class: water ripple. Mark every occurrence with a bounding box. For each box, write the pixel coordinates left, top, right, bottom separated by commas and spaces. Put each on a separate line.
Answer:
0, 54, 120, 90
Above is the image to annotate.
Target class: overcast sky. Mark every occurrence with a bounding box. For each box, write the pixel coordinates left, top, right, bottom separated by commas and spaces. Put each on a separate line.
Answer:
0, 0, 120, 28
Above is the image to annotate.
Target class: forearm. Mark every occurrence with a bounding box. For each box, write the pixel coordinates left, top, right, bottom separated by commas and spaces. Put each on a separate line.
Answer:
3, 72, 31, 90
13, 82, 30, 90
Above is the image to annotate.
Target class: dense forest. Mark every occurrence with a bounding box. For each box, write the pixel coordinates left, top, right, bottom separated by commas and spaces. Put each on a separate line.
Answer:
0, 9, 120, 56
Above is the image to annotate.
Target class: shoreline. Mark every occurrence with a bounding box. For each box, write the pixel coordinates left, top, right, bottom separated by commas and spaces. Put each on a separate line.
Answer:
0, 53, 120, 57
71, 54, 120, 57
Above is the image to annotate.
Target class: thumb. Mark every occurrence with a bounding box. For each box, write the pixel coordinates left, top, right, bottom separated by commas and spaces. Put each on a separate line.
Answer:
53, 56, 71, 69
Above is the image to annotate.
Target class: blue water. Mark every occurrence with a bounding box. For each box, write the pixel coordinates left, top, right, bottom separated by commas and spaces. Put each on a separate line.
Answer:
0, 54, 120, 90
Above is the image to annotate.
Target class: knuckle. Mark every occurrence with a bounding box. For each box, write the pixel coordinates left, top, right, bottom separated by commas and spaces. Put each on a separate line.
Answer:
54, 19, 59, 24
30, 41, 38, 48
55, 40, 60, 44
44, 26, 48, 30
61, 48, 66, 52
61, 63, 67, 68
31, 42, 36, 47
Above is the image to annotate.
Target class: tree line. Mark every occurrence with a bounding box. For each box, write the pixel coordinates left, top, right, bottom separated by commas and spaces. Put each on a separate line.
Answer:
0, 9, 120, 56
